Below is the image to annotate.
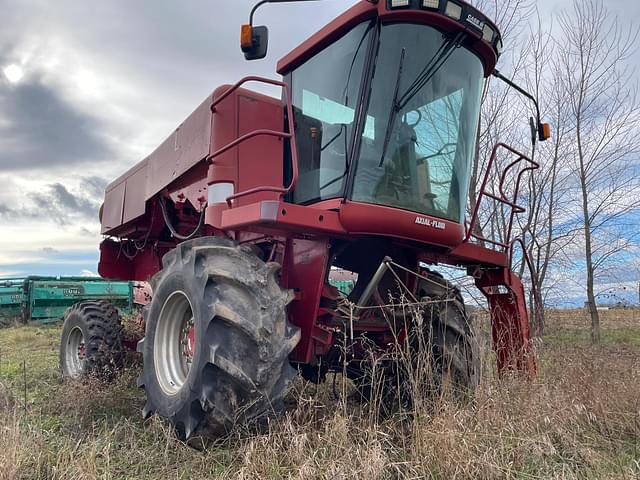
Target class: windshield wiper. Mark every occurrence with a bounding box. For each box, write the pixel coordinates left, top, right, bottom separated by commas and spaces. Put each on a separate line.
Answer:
379, 48, 406, 167
397, 31, 465, 111
378, 32, 465, 167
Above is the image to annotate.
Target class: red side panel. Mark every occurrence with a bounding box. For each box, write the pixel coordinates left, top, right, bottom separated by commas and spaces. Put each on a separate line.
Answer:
340, 201, 464, 248
102, 95, 214, 235
207, 84, 239, 227
207, 87, 284, 227
102, 181, 125, 234
146, 95, 212, 201
477, 268, 536, 376
282, 238, 331, 363
237, 94, 284, 206
123, 163, 148, 225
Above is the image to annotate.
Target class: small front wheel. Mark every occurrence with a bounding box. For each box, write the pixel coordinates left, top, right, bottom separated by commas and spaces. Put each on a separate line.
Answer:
60, 301, 124, 380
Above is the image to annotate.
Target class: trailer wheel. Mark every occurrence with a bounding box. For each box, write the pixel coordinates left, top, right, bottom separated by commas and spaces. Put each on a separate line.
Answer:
60, 301, 125, 380
137, 237, 300, 440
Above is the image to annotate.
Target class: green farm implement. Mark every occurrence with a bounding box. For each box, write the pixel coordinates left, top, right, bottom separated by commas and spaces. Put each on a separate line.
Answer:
0, 276, 140, 326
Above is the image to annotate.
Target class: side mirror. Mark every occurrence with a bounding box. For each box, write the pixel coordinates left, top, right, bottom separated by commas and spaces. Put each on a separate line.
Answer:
241, 24, 269, 61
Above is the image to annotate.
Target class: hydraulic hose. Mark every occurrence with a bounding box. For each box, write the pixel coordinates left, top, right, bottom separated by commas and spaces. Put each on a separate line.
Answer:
159, 196, 207, 241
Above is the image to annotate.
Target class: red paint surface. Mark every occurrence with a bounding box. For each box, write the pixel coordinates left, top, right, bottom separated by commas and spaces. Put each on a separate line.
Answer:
281, 238, 331, 363
186, 325, 196, 359
340, 201, 464, 248
476, 268, 537, 376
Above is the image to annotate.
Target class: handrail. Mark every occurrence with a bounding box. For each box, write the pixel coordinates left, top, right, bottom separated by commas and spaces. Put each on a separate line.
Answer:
465, 143, 539, 251
206, 76, 299, 207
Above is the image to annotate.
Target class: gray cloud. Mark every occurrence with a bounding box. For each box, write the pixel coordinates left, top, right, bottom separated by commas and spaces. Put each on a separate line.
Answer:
0, 177, 105, 225
29, 182, 101, 223
0, 76, 113, 171
80, 176, 109, 199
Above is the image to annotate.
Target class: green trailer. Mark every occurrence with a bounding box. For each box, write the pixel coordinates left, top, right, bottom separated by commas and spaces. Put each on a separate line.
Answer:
0, 279, 26, 326
330, 279, 356, 296
0, 276, 137, 325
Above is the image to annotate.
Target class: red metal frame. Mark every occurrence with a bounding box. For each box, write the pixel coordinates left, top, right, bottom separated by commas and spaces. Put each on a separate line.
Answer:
98, 2, 540, 378
476, 268, 536, 376
460, 143, 540, 375
277, 0, 500, 77
465, 143, 540, 251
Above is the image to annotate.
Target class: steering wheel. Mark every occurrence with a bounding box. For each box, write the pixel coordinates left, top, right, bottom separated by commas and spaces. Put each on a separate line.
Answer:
403, 109, 422, 128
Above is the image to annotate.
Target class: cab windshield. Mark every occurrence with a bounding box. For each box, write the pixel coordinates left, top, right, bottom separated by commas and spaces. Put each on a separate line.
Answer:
352, 23, 484, 223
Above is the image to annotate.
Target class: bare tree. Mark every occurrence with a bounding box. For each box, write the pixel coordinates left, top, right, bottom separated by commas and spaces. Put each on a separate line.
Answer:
557, 0, 640, 344
510, 13, 580, 336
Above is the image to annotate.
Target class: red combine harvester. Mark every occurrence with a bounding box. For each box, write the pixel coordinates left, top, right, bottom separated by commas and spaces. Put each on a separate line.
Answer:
61, 0, 550, 439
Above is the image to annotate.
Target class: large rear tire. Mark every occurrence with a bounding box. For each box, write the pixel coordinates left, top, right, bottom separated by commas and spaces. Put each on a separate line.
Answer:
138, 237, 300, 440
60, 300, 124, 380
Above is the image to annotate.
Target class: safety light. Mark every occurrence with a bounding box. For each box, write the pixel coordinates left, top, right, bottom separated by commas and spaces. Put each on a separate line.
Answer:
444, 2, 462, 20
482, 24, 494, 42
240, 24, 254, 51
422, 0, 439, 8
390, 0, 410, 7
539, 122, 552, 141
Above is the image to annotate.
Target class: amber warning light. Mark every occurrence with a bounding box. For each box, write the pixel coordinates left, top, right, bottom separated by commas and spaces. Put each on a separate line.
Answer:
539, 123, 552, 142
240, 24, 254, 51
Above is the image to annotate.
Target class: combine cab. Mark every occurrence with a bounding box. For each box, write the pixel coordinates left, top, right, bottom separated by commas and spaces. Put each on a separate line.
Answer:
62, 0, 549, 439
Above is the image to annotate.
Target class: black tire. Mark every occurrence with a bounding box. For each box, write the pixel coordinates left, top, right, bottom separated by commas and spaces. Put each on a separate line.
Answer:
137, 237, 300, 440
424, 290, 480, 399
415, 273, 480, 399
60, 300, 125, 380
351, 273, 479, 409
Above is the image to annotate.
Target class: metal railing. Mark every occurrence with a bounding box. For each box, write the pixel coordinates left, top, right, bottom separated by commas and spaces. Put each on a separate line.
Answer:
465, 143, 542, 315
207, 76, 299, 207
465, 143, 539, 251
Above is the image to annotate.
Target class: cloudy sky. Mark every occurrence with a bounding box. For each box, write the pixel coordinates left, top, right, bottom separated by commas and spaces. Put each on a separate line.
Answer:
0, 0, 360, 277
0, 0, 638, 290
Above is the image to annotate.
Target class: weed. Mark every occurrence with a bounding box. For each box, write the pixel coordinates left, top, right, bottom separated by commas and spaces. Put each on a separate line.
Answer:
0, 311, 638, 479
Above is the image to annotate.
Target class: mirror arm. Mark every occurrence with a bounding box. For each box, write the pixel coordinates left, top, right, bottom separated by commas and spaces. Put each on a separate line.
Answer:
249, 0, 270, 26
250, 0, 324, 25
243, 0, 324, 60
492, 69, 548, 143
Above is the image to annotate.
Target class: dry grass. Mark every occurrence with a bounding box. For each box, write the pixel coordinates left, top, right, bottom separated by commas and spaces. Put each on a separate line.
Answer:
0, 312, 639, 479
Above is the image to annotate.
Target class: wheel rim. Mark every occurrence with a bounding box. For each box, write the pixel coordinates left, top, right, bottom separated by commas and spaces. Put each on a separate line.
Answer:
154, 291, 195, 396
65, 326, 86, 378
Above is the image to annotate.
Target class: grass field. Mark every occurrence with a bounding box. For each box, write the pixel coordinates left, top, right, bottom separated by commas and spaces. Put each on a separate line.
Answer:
0, 310, 639, 479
